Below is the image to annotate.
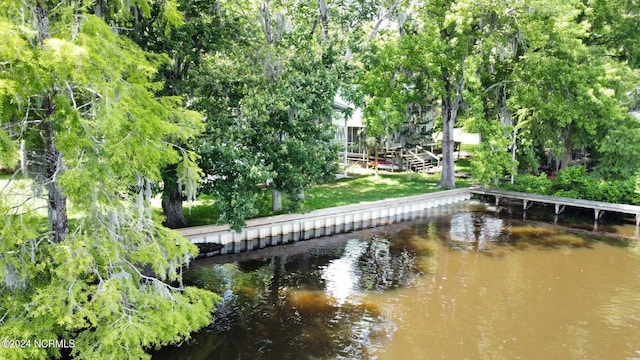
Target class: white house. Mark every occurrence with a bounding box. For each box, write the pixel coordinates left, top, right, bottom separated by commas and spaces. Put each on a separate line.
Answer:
332, 95, 365, 154
331, 95, 478, 172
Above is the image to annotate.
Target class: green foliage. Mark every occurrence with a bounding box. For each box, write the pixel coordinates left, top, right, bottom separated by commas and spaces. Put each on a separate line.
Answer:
0, 5, 216, 359
95, 0, 226, 228
191, 0, 344, 229
459, 0, 640, 187
580, 0, 640, 69
197, 140, 271, 230
508, 0, 636, 171
553, 165, 590, 192
506, 166, 640, 204
515, 146, 542, 174
0, 129, 17, 168
505, 174, 554, 195
358, 38, 409, 138
552, 166, 639, 204
468, 118, 517, 186
470, 141, 515, 187
357, 0, 540, 189
594, 118, 640, 180
596, 179, 639, 204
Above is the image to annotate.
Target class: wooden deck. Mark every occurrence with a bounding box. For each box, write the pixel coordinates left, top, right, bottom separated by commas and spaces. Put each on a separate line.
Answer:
470, 188, 640, 225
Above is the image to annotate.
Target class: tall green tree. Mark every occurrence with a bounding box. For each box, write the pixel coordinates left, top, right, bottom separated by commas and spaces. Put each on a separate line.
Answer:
358, 0, 520, 188
464, 0, 638, 184
91, 0, 219, 228
253, 0, 342, 212
465, 0, 530, 185
576, 0, 640, 179
0, 2, 216, 358
194, 0, 342, 227
358, 35, 412, 160
510, 0, 636, 173
190, 7, 274, 227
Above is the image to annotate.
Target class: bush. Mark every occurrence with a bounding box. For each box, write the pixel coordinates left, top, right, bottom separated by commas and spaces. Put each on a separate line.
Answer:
553, 189, 585, 199
553, 166, 589, 193
505, 174, 553, 195
596, 178, 638, 204
506, 166, 640, 205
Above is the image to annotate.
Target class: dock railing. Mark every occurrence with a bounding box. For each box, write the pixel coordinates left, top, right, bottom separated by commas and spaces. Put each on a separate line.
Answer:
469, 187, 640, 225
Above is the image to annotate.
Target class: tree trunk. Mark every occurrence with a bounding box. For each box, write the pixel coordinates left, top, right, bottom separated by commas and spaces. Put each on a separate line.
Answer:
438, 97, 456, 189
43, 96, 68, 243
20, 140, 27, 177
510, 128, 517, 184
270, 256, 282, 304
438, 74, 463, 189
162, 164, 188, 228
33, 0, 68, 243
374, 146, 379, 176
560, 128, 572, 170
272, 190, 282, 212
365, 150, 369, 169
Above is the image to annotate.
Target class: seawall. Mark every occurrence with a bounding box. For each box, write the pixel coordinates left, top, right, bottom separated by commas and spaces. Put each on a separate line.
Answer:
178, 188, 472, 255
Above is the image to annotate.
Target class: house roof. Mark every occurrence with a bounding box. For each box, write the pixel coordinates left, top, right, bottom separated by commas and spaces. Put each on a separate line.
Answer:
333, 94, 364, 127
332, 97, 351, 111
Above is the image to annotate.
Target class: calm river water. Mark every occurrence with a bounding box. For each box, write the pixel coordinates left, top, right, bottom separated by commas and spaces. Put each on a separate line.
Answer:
153, 201, 640, 360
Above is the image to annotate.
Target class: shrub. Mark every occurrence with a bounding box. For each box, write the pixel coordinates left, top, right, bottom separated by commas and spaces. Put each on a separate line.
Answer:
553, 189, 584, 199
506, 166, 640, 205
596, 178, 638, 204
506, 174, 553, 195
553, 166, 589, 193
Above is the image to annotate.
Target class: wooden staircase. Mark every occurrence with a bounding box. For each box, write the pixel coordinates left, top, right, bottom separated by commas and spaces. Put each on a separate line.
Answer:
405, 150, 434, 172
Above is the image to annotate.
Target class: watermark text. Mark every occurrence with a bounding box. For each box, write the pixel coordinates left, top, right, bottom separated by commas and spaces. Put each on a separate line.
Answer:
1, 338, 75, 349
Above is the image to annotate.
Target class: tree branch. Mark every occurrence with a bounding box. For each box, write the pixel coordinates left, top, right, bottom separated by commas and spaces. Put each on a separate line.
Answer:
369, 0, 402, 40
484, 80, 516, 94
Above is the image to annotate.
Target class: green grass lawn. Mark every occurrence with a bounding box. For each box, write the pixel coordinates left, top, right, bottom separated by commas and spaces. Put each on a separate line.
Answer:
303, 171, 469, 210
182, 167, 472, 227
2, 160, 476, 228
179, 194, 220, 226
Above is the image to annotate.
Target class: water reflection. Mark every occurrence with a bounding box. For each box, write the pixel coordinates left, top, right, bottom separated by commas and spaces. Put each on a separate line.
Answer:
153, 202, 640, 360
450, 213, 504, 251
156, 233, 431, 359
322, 239, 366, 303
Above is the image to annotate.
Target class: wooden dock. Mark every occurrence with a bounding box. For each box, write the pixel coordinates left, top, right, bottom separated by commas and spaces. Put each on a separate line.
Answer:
470, 188, 640, 225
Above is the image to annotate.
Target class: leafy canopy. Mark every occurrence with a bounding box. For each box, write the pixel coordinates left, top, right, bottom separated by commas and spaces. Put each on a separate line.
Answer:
0, 3, 217, 359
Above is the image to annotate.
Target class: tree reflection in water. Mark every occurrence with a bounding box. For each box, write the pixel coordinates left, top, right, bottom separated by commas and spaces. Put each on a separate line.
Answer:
156, 232, 438, 360
153, 203, 639, 360
444, 209, 633, 254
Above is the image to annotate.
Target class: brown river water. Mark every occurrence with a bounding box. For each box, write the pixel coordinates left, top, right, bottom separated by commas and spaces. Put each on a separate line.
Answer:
153, 200, 640, 360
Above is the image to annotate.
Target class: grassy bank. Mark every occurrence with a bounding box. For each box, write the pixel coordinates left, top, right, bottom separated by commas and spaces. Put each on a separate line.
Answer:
2, 161, 475, 228
182, 163, 473, 227
302, 171, 468, 210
